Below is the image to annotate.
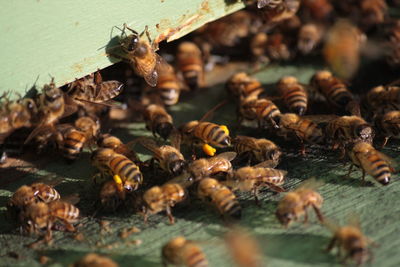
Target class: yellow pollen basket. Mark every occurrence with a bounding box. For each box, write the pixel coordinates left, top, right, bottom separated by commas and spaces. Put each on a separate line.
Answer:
203, 143, 216, 156
113, 174, 124, 191
220, 125, 229, 135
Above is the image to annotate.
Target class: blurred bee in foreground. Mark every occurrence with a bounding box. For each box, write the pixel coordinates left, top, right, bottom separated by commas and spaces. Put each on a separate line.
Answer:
91, 148, 143, 191
277, 76, 308, 115
347, 142, 394, 185
386, 19, 400, 67
197, 177, 242, 220
277, 113, 325, 154
142, 182, 186, 224
162, 236, 208, 267
186, 152, 236, 181
136, 135, 185, 175
374, 110, 400, 146
73, 253, 118, 267
233, 135, 281, 166
276, 179, 324, 227
297, 23, 323, 55
310, 70, 354, 111
67, 70, 123, 105
114, 24, 162, 87
265, 33, 291, 62
226, 165, 286, 203
97, 134, 140, 163
98, 180, 128, 212
323, 20, 365, 80
224, 227, 263, 267
325, 115, 374, 154
176, 41, 204, 90
144, 104, 174, 140
325, 217, 374, 265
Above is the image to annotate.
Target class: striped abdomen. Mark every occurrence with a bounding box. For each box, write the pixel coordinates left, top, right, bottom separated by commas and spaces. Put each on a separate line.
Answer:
162, 183, 186, 205
256, 99, 281, 122
242, 81, 263, 97
182, 243, 209, 267
59, 128, 86, 160
90, 81, 123, 102
31, 183, 61, 203
280, 84, 308, 115
157, 72, 181, 106
211, 186, 242, 219
378, 111, 400, 137
108, 155, 143, 190
359, 151, 391, 185
49, 201, 79, 222
193, 122, 231, 147
296, 118, 324, 144
179, 57, 203, 90
322, 79, 353, 107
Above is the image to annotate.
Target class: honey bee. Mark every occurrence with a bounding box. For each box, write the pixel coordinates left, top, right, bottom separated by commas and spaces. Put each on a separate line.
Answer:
374, 110, 400, 146
265, 33, 291, 61
97, 134, 140, 163
22, 200, 79, 242
225, 72, 264, 99
98, 180, 127, 212
180, 120, 231, 157
366, 85, 400, 113
277, 76, 308, 115
162, 236, 208, 267
0, 97, 37, 145
25, 79, 76, 144
73, 253, 118, 267
360, 0, 387, 30
275, 179, 324, 227
347, 142, 394, 185
233, 135, 281, 165
259, 0, 300, 25
325, 116, 374, 152
142, 183, 186, 224
326, 218, 373, 265
297, 23, 323, 55
250, 33, 269, 64
67, 70, 123, 105
226, 166, 286, 203
7, 183, 60, 222
55, 116, 99, 161
91, 148, 143, 191
116, 24, 162, 87
197, 177, 241, 220
144, 104, 174, 140
176, 41, 204, 90
186, 152, 236, 181
277, 113, 325, 154
144, 62, 184, 106
224, 227, 263, 267
310, 70, 354, 109
239, 92, 281, 129
386, 19, 400, 66
136, 135, 185, 175
323, 20, 365, 80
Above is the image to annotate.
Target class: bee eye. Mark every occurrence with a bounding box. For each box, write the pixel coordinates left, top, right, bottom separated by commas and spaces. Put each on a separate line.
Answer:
128, 37, 139, 51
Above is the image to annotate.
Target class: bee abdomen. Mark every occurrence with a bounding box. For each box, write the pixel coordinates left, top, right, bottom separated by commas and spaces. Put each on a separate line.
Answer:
61, 130, 86, 160
213, 188, 241, 219
159, 88, 180, 106
283, 87, 308, 115
368, 155, 391, 185
328, 84, 353, 107
185, 249, 208, 267
49, 201, 79, 222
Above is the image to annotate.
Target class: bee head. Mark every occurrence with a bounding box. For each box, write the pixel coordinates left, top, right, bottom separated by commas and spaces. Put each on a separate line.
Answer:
275, 210, 294, 227
355, 124, 372, 140
169, 160, 185, 175
349, 245, 370, 265
156, 122, 173, 140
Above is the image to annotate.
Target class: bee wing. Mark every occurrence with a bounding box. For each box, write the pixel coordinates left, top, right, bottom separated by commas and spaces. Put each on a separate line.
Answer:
61, 193, 80, 205
216, 151, 237, 162
296, 177, 324, 190
253, 160, 279, 168
134, 136, 162, 158
167, 172, 195, 188
62, 95, 79, 118
373, 150, 398, 172
143, 54, 165, 87
94, 70, 103, 85
199, 100, 228, 122
257, 0, 270, 9
346, 213, 362, 229
302, 114, 338, 124
169, 129, 182, 150
24, 124, 57, 145
35, 174, 64, 187
323, 217, 340, 233
265, 183, 286, 192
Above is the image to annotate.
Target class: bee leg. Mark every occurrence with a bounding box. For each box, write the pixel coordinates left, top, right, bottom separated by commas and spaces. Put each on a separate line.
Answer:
381, 137, 389, 148
299, 143, 306, 156
253, 187, 261, 206
361, 170, 366, 186
346, 164, 354, 178
303, 209, 309, 224
312, 204, 324, 223
62, 220, 76, 232
338, 147, 346, 159
165, 206, 175, 224
0, 151, 7, 164
325, 236, 337, 252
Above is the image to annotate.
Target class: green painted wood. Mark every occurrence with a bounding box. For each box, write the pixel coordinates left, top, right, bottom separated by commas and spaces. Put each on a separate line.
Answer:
0, 0, 244, 94
1, 61, 400, 267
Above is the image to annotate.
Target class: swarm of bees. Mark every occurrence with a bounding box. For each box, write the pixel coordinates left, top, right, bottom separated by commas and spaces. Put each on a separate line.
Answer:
3, 0, 400, 266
